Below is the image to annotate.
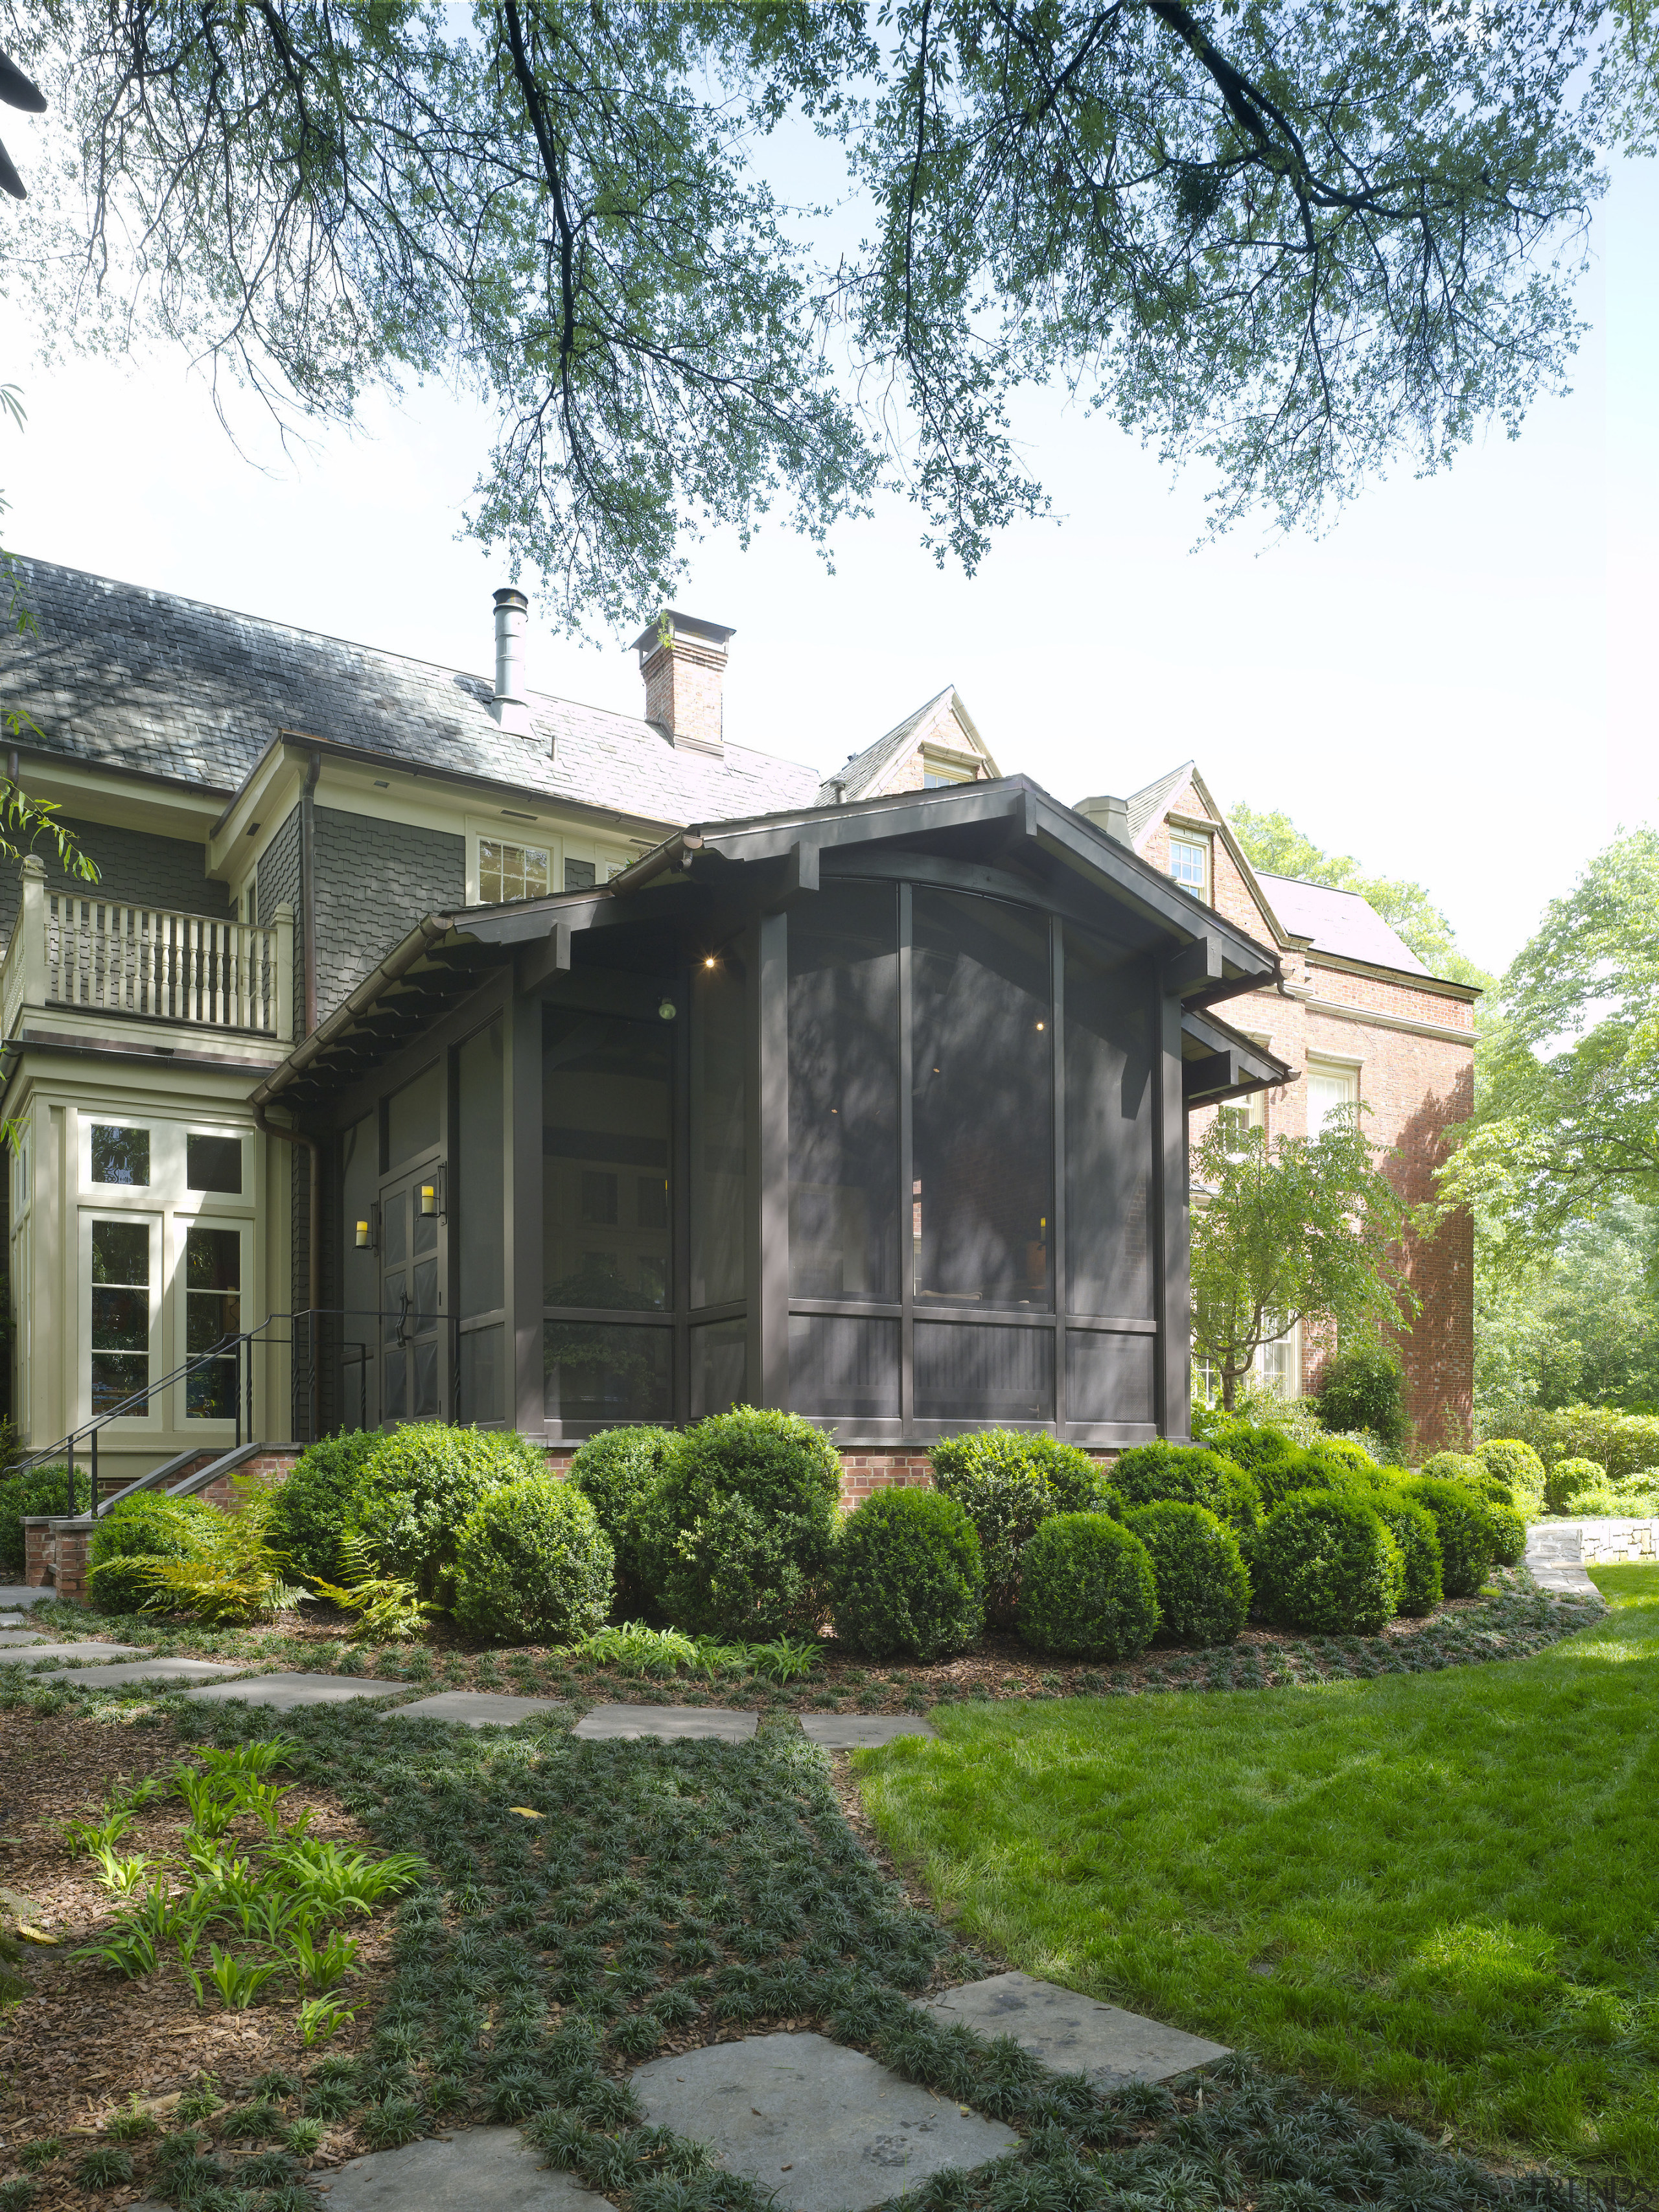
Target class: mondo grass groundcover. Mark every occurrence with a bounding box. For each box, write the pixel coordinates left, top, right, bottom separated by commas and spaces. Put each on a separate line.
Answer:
855, 1565, 1659, 2181
1, 1690, 1583, 2212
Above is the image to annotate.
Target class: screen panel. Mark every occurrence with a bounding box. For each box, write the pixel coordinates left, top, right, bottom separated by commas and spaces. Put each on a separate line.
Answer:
543, 1321, 671, 1425
911, 890, 1052, 1310
544, 1004, 672, 1310
690, 961, 746, 1309
1066, 1329, 1156, 1425
458, 1020, 505, 1319
1064, 933, 1156, 1319
789, 1314, 901, 1421
787, 883, 899, 1302
690, 1317, 747, 1419
913, 1319, 1054, 1424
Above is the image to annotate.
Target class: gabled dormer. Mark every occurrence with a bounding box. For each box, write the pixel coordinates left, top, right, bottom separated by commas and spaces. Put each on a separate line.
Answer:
817, 685, 999, 804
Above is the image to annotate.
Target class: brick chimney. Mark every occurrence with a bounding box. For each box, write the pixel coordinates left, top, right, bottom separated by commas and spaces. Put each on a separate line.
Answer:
629, 612, 734, 755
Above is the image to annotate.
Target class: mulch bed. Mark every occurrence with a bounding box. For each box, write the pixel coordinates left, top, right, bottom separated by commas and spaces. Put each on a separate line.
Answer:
0, 1708, 399, 2207
18, 1567, 1601, 1716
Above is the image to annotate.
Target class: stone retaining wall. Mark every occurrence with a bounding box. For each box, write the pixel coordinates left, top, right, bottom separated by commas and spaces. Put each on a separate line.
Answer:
1574, 1517, 1657, 1565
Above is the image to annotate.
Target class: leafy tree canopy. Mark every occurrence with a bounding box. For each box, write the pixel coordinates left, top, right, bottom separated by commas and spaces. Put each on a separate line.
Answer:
0, 1, 1640, 631
1229, 802, 1489, 988
1440, 828, 1659, 1261
1190, 1108, 1415, 1411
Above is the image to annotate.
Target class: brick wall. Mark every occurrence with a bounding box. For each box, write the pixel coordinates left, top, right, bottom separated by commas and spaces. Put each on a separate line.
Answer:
546, 1443, 1110, 1509
25, 1448, 307, 1605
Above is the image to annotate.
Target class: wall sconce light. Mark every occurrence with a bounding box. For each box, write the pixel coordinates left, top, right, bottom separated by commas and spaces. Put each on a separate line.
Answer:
419, 1182, 438, 1218
702, 955, 717, 968
356, 1204, 380, 1253
658, 997, 677, 1021
354, 1219, 370, 1249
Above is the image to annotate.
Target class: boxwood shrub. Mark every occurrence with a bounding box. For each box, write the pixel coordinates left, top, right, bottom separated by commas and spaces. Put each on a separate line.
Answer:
1475, 1438, 1546, 1514
1363, 1488, 1444, 1616
1305, 1436, 1377, 1479
1420, 1449, 1511, 1506
659, 1407, 841, 1640
566, 1426, 678, 1618
1249, 1489, 1401, 1635
1398, 1476, 1496, 1599
1122, 1500, 1251, 1646
1549, 1456, 1608, 1513
830, 1487, 984, 1660
452, 1480, 614, 1644
353, 1425, 551, 1605
1483, 1499, 1527, 1567
1202, 1421, 1328, 1511
928, 1429, 1112, 1626
1109, 1442, 1262, 1536
1017, 1513, 1159, 1660
86, 1491, 222, 1613
265, 1430, 383, 1583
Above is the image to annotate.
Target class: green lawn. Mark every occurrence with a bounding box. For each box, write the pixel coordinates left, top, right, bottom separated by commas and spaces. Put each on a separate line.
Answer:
857, 1565, 1659, 2177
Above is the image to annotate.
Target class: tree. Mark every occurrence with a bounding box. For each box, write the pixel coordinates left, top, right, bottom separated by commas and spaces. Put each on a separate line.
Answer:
1475, 1198, 1659, 1422
1229, 803, 1490, 988
1439, 830, 1659, 1261
0, 3, 1634, 630
1190, 1108, 1416, 1412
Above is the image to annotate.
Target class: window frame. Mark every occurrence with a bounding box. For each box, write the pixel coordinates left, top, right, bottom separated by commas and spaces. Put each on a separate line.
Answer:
1305, 1054, 1361, 1137
1167, 832, 1211, 901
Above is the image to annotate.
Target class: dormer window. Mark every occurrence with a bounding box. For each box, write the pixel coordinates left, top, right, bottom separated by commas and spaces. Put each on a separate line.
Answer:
1168, 833, 1209, 900
480, 837, 551, 903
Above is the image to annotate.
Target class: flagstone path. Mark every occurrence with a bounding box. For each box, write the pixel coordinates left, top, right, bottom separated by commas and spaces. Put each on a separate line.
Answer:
388, 1690, 568, 1727
180, 1671, 402, 1710
572, 1702, 758, 1741
1524, 1522, 1604, 1598
916, 1968, 1229, 2084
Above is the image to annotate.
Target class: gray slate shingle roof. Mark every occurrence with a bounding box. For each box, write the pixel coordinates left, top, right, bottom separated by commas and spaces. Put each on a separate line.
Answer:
816, 686, 955, 805
0, 557, 822, 828
1126, 760, 1194, 847
1256, 873, 1428, 975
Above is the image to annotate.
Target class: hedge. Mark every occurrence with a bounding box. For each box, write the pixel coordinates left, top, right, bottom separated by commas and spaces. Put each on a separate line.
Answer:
1017, 1514, 1160, 1660
86, 1492, 222, 1614
1481, 1404, 1659, 1487
1363, 1488, 1444, 1617
1398, 1476, 1496, 1600
0, 1463, 89, 1576
452, 1480, 615, 1644
1249, 1490, 1401, 1636
928, 1430, 1095, 1626
1314, 1346, 1409, 1453
658, 1407, 841, 1640
265, 1430, 382, 1583
1122, 1501, 1251, 1647
353, 1426, 551, 1605
830, 1487, 984, 1660
1474, 1438, 1546, 1514
566, 1426, 678, 1618
1109, 1442, 1262, 1536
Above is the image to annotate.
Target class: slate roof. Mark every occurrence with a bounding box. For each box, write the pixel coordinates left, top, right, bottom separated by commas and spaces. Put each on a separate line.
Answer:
0, 557, 822, 827
1126, 760, 1194, 846
1257, 872, 1428, 976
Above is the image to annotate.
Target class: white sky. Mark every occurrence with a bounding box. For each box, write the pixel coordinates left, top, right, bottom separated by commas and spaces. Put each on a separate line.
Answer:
1, 100, 1654, 978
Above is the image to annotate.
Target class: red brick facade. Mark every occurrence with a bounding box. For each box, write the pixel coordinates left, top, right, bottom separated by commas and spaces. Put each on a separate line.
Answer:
1146, 776, 1476, 1451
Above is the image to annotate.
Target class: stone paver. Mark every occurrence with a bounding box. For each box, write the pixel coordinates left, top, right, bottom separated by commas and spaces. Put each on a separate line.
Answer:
305, 2126, 610, 2209
572, 1703, 758, 1743
916, 1971, 1229, 2086
180, 1671, 402, 1710
8, 1640, 143, 1664
632, 2031, 1016, 2212
1524, 1525, 1602, 1600
0, 1587, 55, 1609
798, 1712, 937, 1749
386, 1690, 569, 1728
54, 1657, 246, 1690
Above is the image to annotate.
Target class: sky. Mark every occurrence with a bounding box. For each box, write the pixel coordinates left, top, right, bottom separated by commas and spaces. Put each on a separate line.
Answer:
1, 103, 1654, 980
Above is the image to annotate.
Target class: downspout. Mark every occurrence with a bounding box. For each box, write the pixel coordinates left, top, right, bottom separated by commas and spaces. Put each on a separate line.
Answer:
300, 749, 321, 1036
252, 1102, 321, 1445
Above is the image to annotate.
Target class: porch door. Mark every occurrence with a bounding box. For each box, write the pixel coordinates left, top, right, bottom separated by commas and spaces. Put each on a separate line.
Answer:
379, 1167, 447, 1425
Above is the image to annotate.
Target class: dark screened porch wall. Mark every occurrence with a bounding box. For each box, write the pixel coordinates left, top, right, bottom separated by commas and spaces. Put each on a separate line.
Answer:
323, 863, 1187, 1448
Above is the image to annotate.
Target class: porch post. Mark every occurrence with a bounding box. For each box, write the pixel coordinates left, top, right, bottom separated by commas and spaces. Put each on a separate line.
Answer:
1155, 990, 1192, 1441
19, 854, 47, 1008
272, 902, 295, 1042
747, 910, 789, 1410
508, 988, 544, 1436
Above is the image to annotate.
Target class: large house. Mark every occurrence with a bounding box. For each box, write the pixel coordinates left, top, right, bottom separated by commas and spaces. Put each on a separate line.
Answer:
0, 558, 1468, 1502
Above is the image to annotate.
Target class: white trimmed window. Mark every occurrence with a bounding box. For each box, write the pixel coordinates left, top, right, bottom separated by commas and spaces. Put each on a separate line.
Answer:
1168, 833, 1209, 898
479, 837, 551, 904
1306, 1060, 1359, 1135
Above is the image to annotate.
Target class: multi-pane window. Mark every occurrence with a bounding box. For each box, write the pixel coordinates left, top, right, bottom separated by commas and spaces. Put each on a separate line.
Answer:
479, 837, 550, 903
1168, 835, 1209, 898
185, 1226, 241, 1418
1306, 1062, 1358, 1135
1218, 1091, 1266, 1154
90, 1218, 151, 1414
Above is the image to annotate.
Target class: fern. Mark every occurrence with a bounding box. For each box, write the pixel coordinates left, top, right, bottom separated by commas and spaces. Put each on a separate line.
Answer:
308, 1535, 437, 1642
133, 1475, 310, 1624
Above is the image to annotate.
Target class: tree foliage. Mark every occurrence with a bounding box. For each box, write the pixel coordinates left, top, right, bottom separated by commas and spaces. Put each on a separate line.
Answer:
1190, 1107, 1416, 1410
0, 2, 1632, 628
1441, 830, 1659, 1263
1229, 802, 1488, 987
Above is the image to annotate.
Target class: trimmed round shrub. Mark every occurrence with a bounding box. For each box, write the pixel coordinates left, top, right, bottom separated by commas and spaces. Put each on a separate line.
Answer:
86, 1492, 221, 1612
658, 1407, 841, 1640
1398, 1476, 1496, 1599
567, 1426, 678, 1618
1422, 1449, 1514, 1509
1109, 1442, 1262, 1536
452, 1479, 615, 1644
0, 1462, 89, 1576
1249, 1490, 1401, 1635
927, 1430, 1105, 1626
1475, 1438, 1546, 1514
1314, 1346, 1408, 1453
1122, 1501, 1251, 1647
1202, 1422, 1327, 1510
830, 1487, 984, 1660
265, 1430, 382, 1583
1363, 1488, 1443, 1616
1306, 1436, 1377, 1478
1483, 1500, 1527, 1567
1549, 1456, 1608, 1513
1017, 1514, 1159, 1660
354, 1425, 551, 1604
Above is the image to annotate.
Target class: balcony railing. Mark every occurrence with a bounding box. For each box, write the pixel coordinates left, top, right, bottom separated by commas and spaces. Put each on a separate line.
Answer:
1, 855, 294, 1041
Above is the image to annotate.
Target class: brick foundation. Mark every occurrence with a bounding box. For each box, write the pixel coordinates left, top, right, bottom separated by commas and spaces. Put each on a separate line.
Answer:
544, 1442, 1116, 1509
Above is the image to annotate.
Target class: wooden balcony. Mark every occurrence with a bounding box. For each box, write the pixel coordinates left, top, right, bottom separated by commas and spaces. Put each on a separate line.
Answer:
1, 855, 293, 1045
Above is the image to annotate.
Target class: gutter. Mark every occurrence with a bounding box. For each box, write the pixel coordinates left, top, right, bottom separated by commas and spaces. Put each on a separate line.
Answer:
300, 749, 322, 1037
250, 913, 459, 1106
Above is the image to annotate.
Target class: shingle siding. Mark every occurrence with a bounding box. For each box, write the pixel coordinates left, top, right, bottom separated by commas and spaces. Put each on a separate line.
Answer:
312, 807, 465, 1024
0, 819, 227, 948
